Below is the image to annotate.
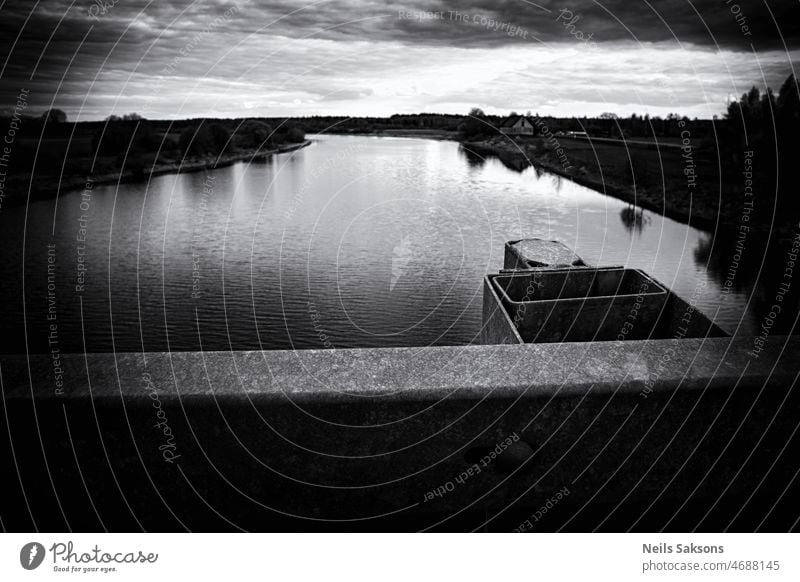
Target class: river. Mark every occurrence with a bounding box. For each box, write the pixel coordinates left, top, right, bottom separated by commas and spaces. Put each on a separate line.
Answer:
0, 134, 782, 354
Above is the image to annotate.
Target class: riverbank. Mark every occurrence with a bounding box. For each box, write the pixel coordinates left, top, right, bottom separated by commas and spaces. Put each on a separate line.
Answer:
460, 136, 740, 235
2, 139, 312, 207
325, 130, 724, 233
332, 131, 728, 234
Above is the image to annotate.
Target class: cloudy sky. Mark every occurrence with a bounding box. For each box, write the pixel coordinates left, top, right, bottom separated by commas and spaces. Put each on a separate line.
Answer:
1, 0, 798, 120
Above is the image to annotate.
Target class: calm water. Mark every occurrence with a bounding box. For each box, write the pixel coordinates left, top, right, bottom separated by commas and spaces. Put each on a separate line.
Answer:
0, 134, 787, 354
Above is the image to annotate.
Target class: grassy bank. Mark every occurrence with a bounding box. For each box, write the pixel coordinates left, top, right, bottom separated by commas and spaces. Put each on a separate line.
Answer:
461, 135, 747, 235
0, 116, 311, 208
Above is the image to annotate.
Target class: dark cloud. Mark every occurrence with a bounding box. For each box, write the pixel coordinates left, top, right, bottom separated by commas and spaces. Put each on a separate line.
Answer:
129, 0, 800, 49
385, 0, 800, 50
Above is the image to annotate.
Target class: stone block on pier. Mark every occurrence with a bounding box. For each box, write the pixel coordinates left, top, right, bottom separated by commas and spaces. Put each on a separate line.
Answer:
504, 238, 586, 270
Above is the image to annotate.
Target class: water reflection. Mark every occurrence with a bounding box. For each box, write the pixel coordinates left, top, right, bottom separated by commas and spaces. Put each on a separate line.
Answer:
458, 145, 486, 168
620, 204, 651, 234
694, 230, 799, 335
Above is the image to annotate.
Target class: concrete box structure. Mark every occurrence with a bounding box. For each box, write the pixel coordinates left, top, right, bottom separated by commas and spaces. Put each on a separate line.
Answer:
493, 268, 668, 343
482, 268, 728, 344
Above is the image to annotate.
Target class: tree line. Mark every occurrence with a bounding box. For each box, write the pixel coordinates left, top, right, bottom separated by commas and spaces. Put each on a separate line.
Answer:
92, 116, 306, 158
720, 74, 800, 221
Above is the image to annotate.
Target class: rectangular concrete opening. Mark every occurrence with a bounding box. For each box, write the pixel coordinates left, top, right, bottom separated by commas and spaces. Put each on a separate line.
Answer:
492, 267, 666, 302
484, 268, 728, 344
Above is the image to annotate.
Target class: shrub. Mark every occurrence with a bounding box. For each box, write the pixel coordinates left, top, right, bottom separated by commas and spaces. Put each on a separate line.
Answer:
208, 123, 232, 154
286, 126, 305, 143
235, 120, 273, 150
459, 108, 488, 140
178, 124, 214, 156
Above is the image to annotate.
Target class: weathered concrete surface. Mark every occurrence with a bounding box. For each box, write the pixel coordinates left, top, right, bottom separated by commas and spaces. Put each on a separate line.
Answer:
505, 238, 586, 269
1, 336, 798, 532
482, 275, 524, 344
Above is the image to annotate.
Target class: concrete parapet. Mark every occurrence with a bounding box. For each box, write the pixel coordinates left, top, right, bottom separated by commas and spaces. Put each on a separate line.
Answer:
2, 335, 798, 531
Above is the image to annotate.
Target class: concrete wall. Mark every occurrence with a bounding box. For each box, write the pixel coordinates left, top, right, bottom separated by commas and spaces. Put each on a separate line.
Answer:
2, 336, 799, 531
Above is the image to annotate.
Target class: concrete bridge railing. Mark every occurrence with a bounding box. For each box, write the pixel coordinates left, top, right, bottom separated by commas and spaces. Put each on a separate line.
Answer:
2, 335, 798, 531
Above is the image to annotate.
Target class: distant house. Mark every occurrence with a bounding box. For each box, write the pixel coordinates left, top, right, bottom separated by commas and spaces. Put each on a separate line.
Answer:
500, 115, 535, 136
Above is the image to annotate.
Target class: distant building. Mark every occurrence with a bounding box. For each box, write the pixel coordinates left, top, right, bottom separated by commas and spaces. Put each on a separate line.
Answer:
499, 115, 534, 136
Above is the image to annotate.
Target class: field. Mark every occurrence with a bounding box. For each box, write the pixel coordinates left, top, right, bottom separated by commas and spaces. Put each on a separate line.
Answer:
555, 137, 725, 228
465, 134, 735, 233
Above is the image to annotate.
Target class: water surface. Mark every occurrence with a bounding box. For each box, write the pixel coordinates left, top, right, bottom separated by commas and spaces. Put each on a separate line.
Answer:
0, 134, 786, 353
